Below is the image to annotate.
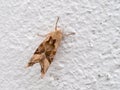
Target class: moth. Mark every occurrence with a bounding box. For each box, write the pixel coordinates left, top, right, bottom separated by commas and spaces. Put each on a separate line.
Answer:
26, 17, 74, 78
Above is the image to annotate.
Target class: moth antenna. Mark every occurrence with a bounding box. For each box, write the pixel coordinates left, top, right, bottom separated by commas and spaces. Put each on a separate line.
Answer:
55, 17, 59, 31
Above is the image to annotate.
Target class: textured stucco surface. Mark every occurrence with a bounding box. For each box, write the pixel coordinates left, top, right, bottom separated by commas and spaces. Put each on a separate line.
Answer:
0, 0, 120, 90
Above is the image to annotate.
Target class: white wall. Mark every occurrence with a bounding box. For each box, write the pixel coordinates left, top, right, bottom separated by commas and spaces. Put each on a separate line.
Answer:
0, 0, 120, 90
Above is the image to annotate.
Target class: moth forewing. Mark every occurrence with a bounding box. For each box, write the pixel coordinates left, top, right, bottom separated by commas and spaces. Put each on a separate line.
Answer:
26, 17, 63, 78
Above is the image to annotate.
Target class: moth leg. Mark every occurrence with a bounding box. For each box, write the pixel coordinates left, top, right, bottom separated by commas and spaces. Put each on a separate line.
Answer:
64, 32, 75, 37
62, 32, 75, 39
36, 33, 47, 37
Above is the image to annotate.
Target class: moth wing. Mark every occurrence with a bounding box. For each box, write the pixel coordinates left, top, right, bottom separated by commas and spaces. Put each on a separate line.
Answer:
40, 58, 50, 78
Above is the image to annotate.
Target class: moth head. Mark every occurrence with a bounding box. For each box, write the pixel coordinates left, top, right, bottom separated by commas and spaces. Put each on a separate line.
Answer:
55, 29, 63, 39
56, 28, 62, 33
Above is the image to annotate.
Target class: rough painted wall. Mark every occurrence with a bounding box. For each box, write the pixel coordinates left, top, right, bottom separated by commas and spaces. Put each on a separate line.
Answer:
0, 0, 120, 90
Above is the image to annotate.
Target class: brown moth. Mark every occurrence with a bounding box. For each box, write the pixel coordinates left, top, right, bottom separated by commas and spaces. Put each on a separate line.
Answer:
26, 17, 63, 78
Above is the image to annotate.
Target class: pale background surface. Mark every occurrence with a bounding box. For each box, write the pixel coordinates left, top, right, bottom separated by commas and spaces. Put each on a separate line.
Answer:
0, 0, 120, 90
